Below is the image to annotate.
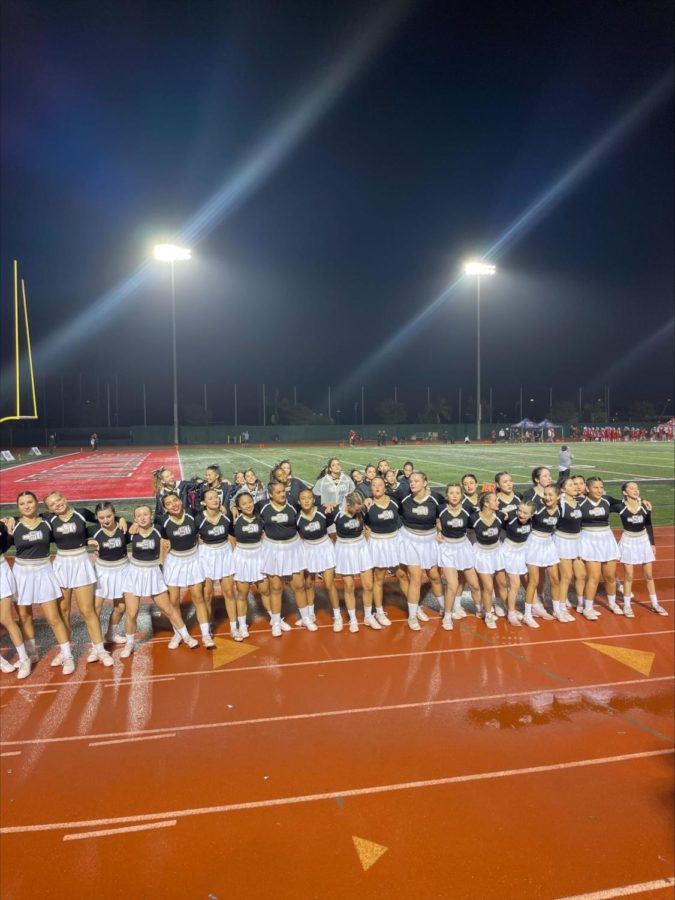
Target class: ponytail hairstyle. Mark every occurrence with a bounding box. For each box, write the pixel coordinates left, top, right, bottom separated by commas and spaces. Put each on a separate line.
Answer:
344, 490, 365, 524
478, 491, 496, 511
152, 467, 171, 493
95, 501, 116, 515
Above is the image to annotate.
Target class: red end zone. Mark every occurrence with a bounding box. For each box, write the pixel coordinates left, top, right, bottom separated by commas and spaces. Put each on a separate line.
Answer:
0, 449, 180, 504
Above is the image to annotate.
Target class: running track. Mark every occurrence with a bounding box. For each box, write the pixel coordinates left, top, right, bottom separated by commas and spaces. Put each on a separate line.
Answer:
0, 529, 673, 899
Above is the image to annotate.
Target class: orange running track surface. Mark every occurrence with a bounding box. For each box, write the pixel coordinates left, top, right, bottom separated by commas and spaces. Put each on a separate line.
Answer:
1, 529, 673, 899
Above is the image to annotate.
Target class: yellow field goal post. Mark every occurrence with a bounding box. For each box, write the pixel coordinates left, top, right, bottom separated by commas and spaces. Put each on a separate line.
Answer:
0, 259, 38, 423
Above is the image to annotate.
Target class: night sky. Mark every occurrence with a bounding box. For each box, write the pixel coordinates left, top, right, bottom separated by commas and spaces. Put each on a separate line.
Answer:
1, 0, 673, 425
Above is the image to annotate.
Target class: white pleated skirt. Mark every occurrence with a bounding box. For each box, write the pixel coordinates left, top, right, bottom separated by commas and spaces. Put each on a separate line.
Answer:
554, 532, 582, 561
162, 549, 205, 587
123, 561, 167, 597
53, 551, 96, 589
581, 529, 620, 563
335, 538, 373, 575
400, 530, 438, 570
95, 559, 130, 600
233, 544, 265, 583
619, 531, 655, 565
525, 533, 560, 568
13, 560, 62, 605
501, 541, 528, 576
261, 538, 306, 577
303, 537, 336, 574
368, 532, 402, 569
199, 542, 236, 580
0, 558, 17, 600
473, 545, 505, 575
438, 537, 475, 571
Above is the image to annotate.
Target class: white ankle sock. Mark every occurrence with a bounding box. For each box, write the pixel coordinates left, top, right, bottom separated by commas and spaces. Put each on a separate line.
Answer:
407, 602, 418, 618
59, 642, 72, 659
178, 626, 189, 640
199, 623, 210, 637
364, 604, 373, 618
16, 643, 28, 663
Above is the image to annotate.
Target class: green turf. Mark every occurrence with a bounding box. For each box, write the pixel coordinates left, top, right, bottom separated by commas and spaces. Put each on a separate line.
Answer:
1, 442, 673, 525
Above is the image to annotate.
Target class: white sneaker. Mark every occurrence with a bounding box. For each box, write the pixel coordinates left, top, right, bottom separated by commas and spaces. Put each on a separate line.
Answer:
168, 634, 182, 650
576, 603, 584, 614
120, 643, 134, 659
332, 617, 344, 632
565, 599, 573, 609
532, 602, 554, 620
271, 622, 282, 637
86, 647, 98, 664
202, 634, 216, 649
239, 623, 250, 639
364, 616, 382, 630
652, 603, 668, 616
416, 607, 430, 622
407, 617, 421, 632
484, 611, 497, 630
301, 618, 318, 632
452, 606, 467, 620
106, 633, 127, 645
184, 636, 199, 649
553, 610, 571, 623
507, 611, 522, 627
475, 604, 485, 620
97, 649, 114, 667
349, 621, 359, 633
374, 610, 391, 627
442, 614, 454, 631
0, 657, 15, 674
562, 610, 576, 623
582, 608, 599, 621
61, 656, 75, 675
16, 659, 31, 680
623, 604, 635, 619
493, 604, 506, 618
608, 602, 624, 616
51, 651, 64, 667
522, 615, 539, 629
279, 619, 292, 632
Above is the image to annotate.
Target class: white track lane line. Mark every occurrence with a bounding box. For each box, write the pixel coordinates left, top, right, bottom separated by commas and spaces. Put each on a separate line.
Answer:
0, 451, 81, 473
555, 876, 675, 899
1, 748, 671, 836
2, 674, 672, 748
89, 733, 176, 748
1, 628, 671, 694
63, 820, 177, 842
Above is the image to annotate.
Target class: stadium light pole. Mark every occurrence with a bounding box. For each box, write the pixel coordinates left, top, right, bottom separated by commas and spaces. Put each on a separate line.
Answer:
464, 261, 496, 441
153, 244, 192, 445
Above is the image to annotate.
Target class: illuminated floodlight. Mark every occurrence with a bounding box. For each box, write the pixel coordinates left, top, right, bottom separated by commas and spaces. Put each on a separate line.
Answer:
464, 261, 496, 276
153, 244, 192, 262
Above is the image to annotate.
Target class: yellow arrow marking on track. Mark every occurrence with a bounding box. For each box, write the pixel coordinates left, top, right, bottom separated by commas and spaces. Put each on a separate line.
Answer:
583, 642, 655, 676
212, 636, 258, 668
352, 835, 388, 872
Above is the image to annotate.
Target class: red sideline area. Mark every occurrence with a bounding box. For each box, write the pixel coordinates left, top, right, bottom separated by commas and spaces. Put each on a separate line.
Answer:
0, 449, 179, 504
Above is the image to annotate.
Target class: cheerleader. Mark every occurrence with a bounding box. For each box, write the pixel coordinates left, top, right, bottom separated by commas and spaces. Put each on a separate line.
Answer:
471, 493, 507, 630
158, 493, 211, 648
555, 477, 586, 615
334, 491, 374, 633
231, 493, 274, 638
495, 471, 520, 518
355, 464, 378, 500
461, 474, 480, 514
501, 501, 535, 627
198, 464, 232, 511
0, 519, 31, 679
43, 491, 113, 665
10, 491, 73, 674
296, 489, 342, 631
196, 489, 238, 635
396, 461, 415, 493
123, 505, 197, 655
365, 477, 407, 628
579, 477, 621, 620
573, 475, 587, 500
153, 467, 186, 519
383, 469, 400, 497
522, 467, 553, 503
437, 484, 481, 631
399, 471, 444, 631
377, 459, 391, 478
86, 502, 129, 663
614, 482, 666, 617
277, 460, 308, 504
523, 487, 564, 626
259, 482, 310, 630
229, 469, 266, 510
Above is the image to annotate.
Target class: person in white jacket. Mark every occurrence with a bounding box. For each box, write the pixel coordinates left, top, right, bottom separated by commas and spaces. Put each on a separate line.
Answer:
313, 458, 355, 507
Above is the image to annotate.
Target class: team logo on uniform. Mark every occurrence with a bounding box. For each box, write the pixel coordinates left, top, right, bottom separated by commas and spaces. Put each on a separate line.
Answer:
626, 514, 644, 524
242, 524, 258, 534
271, 513, 289, 524
412, 505, 429, 515
484, 527, 498, 537
103, 538, 122, 549
378, 510, 394, 521
173, 525, 192, 537
305, 521, 321, 533
58, 522, 78, 535
343, 518, 360, 529
449, 518, 464, 527
208, 525, 226, 536
23, 531, 43, 543
137, 539, 156, 550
